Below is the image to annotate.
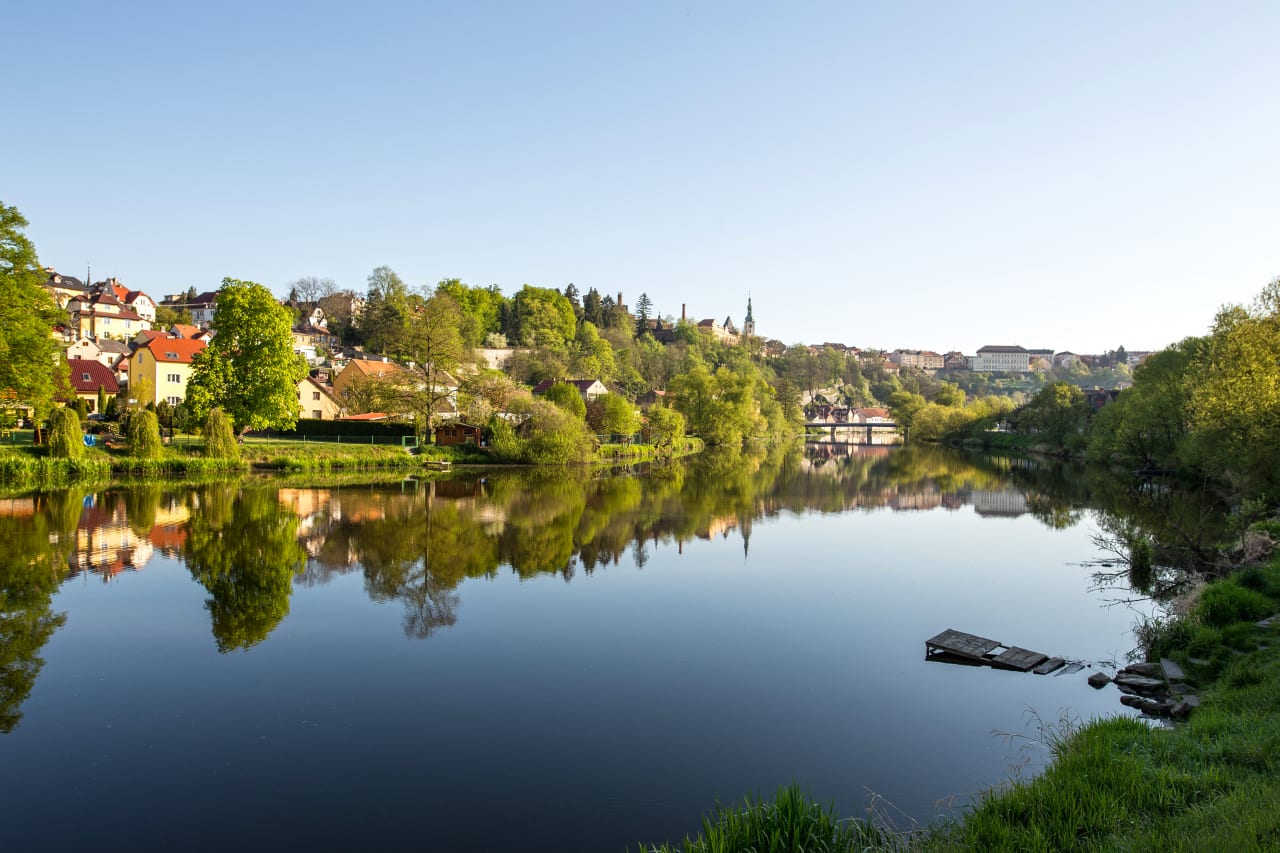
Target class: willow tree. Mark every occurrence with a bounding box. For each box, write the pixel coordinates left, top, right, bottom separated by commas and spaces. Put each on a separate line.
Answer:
0, 202, 66, 420
185, 279, 306, 433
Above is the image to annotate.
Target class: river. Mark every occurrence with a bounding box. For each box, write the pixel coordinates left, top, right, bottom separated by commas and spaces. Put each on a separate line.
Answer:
0, 445, 1181, 851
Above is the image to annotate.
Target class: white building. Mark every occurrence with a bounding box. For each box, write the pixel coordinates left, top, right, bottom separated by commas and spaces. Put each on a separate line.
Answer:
969, 345, 1031, 373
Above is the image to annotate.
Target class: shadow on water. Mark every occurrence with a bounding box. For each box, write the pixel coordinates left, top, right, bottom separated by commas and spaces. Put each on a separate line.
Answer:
0, 444, 1231, 731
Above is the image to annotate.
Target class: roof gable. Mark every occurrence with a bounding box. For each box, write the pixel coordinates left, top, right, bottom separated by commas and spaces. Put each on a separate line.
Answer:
67, 359, 120, 393
141, 337, 207, 364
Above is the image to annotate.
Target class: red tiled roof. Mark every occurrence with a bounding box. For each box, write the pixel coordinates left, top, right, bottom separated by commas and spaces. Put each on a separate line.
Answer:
141, 337, 207, 364
67, 359, 120, 394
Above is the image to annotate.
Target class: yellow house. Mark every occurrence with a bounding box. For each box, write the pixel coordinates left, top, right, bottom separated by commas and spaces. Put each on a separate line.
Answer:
128, 337, 207, 407
297, 376, 342, 420
66, 289, 148, 341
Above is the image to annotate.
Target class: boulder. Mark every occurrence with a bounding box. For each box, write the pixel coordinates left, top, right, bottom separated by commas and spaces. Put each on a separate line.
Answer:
1114, 674, 1165, 692
1123, 662, 1163, 678
1159, 658, 1186, 682
1139, 698, 1172, 717
1171, 696, 1201, 719
1087, 671, 1111, 689
1119, 694, 1144, 709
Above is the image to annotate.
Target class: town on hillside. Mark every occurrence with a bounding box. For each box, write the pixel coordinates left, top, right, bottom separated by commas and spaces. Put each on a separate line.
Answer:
30, 267, 1147, 437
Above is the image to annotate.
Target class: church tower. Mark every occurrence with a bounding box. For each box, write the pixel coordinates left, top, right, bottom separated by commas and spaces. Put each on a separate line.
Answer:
742, 297, 755, 338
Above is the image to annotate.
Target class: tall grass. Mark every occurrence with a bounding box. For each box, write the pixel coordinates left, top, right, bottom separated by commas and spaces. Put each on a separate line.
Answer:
639, 785, 892, 853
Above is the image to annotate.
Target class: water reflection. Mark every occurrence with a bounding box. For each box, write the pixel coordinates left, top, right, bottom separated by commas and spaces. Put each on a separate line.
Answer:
0, 444, 1228, 732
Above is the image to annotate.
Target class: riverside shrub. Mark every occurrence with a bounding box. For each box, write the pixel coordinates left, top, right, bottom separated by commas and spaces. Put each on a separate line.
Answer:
128, 409, 164, 459
48, 407, 83, 459
204, 408, 240, 459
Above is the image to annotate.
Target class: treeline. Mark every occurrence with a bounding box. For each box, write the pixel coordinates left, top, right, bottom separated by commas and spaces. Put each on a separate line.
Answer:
956, 279, 1280, 501
321, 266, 806, 453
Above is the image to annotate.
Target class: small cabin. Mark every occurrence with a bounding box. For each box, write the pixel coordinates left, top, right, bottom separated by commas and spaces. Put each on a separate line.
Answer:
435, 422, 484, 446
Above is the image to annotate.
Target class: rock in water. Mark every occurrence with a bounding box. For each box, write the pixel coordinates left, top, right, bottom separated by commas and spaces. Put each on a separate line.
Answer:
1087, 671, 1110, 688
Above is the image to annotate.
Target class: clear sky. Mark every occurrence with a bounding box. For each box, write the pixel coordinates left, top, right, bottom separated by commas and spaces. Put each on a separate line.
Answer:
5, 1, 1278, 354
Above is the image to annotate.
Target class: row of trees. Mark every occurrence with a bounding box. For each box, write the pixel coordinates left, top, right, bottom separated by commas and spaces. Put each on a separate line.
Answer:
1088, 280, 1280, 496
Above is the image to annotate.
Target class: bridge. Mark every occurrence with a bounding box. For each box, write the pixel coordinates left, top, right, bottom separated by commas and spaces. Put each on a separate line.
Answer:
804, 420, 900, 441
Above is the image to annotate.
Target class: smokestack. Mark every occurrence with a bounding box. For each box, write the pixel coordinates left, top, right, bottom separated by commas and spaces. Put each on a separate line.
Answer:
617, 292, 623, 307
682, 304, 686, 322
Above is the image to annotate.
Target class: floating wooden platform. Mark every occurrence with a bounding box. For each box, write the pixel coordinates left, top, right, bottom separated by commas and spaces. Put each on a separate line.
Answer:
926, 628, 1053, 673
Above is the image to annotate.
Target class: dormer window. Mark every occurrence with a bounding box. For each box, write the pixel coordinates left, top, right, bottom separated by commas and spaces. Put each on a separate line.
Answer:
165, 352, 179, 359
82, 373, 91, 381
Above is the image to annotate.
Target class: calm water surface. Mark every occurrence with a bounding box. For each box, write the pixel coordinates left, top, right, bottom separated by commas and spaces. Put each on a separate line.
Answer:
0, 446, 1163, 851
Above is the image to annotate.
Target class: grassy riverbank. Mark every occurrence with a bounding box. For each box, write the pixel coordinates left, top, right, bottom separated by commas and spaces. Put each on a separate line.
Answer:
0, 431, 705, 489
643, 556, 1280, 853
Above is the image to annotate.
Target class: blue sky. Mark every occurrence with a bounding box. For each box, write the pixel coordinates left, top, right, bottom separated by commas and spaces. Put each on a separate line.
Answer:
6, 1, 1278, 354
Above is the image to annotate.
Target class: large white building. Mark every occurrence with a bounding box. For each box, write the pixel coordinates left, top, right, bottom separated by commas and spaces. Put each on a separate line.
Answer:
969, 345, 1031, 372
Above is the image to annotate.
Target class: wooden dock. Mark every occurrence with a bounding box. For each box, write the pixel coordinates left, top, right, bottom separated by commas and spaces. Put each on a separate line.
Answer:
926, 628, 1064, 674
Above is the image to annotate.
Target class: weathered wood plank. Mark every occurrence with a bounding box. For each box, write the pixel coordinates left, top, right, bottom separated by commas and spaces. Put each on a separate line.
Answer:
1033, 657, 1065, 675
1053, 662, 1085, 677
925, 629, 1001, 661
991, 646, 1048, 672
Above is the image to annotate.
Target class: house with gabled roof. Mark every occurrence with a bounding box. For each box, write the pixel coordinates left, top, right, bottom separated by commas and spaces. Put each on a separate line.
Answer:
43, 268, 89, 308
332, 357, 405, 403
128, 337, 207, 407
109, 280, 156, 324
66, 288, 147, 341
66, 359, 121, 412
531, 378, 608, 401
297, 375, 342, 420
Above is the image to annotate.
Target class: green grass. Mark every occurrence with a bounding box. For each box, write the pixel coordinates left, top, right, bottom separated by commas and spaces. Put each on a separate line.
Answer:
637, 785, 892, 853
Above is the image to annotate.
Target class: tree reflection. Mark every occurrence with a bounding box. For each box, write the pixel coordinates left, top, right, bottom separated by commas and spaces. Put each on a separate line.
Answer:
183, 485, 307, 652
0, 493, 79, 732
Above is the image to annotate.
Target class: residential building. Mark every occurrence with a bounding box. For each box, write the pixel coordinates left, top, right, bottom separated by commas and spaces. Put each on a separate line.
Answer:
890, 349, 944, 371
66, 359, 120, 412
297, 375, 342, 420
66, 288, 147, 341
161, 291, 219, 326
110, 280, 157, 324
128, 337, 207, 406
1054, 351, 1080, 369
969, 345, 1031, 372
531, 378, 609, 401
332, 357, 405, 402
43, 269, 89, 309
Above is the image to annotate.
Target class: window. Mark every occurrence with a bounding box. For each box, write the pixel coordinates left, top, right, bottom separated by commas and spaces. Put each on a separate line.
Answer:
167, 373, 181, 383
167, 396, 181, 406
312, 410, 323, 419
81, 373, 91, 381
312, 392, 320, 400
165, 352, 179, 359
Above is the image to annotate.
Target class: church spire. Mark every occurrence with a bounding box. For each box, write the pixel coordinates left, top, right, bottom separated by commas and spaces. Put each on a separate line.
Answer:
743, 296, 755, 337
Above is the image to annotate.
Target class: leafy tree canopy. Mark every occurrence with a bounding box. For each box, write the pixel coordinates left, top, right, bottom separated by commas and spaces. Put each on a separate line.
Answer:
186, 278, 307, 432
0, 202, 66, 417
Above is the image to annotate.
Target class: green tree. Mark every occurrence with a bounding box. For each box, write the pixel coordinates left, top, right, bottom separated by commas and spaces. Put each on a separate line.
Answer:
186, 279, 307, 433
128, 409, 164, 459
0, 202, 66, 419
435, 279, 507, 348
542, 382, 587, 420
887, 390, 927, 435
154, 303, 192, 327
512, 285, 577, 349
646, 404, 686, 450
96, 385, 108, 415
359, 266, 411, 353
586, 393, 640, 437
392, 293, 467, 437
518, 398, 594, 464
634, 292, 653, 338
47, 407, 82, 459
1017, 382, 1088, 445
203, 407, 240, 459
